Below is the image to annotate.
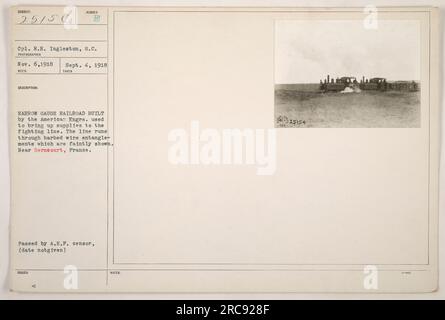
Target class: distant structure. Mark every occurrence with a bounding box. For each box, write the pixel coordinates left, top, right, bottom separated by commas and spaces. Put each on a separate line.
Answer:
387, 80, 419, 91
319, 75, 419, 92
360, 77, 387, 91
320, 75, 358, 92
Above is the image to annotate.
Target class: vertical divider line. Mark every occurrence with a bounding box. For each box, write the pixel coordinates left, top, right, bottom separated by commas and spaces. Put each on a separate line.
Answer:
106, 7, 110, 286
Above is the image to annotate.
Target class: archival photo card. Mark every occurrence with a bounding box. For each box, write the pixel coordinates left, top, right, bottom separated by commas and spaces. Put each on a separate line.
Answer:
8, 6, 438, 293
274, 20, 421, 128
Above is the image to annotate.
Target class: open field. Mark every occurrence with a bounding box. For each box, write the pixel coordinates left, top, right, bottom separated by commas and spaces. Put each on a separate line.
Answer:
274, 84, 420, 128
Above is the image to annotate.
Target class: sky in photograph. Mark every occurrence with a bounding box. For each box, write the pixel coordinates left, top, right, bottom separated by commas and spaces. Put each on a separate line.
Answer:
275, 20, 420, 84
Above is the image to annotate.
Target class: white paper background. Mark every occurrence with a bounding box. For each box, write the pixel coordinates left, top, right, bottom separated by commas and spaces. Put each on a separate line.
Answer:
0, 0, 444, 299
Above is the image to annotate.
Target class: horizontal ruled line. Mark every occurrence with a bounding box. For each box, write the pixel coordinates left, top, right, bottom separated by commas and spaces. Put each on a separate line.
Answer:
15, 56, 107, 59
16, 23, 107, 26
14, 268, 430, 272
16, 73, 107, 75
14, 39, 107, 42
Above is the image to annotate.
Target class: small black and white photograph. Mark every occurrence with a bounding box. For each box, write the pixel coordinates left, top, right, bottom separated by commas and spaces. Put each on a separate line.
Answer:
274, 20, 421, 128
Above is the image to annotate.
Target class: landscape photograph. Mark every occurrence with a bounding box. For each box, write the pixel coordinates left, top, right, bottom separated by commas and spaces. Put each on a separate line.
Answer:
274, 20, 421, 128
